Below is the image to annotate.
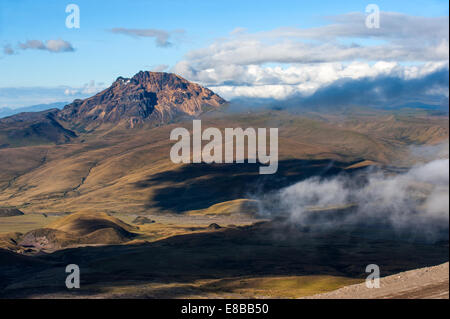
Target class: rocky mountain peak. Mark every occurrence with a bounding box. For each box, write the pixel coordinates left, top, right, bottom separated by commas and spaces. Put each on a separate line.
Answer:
58, 71, 227, 128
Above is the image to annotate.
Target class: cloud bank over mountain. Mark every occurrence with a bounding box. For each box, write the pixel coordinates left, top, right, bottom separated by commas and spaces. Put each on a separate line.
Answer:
173, 12, 449, 103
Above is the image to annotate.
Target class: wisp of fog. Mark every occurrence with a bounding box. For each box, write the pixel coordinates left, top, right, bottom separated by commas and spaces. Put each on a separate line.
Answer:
257, 142, 449, 242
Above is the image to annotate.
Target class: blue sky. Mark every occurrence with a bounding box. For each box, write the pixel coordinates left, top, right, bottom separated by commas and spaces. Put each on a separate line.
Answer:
0, 0, 448, 108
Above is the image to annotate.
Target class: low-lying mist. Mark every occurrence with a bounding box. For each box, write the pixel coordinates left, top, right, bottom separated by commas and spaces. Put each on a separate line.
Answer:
257, 143, 449, 243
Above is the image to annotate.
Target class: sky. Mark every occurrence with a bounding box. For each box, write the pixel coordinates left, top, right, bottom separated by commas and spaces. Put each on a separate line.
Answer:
0, 0, 448, 108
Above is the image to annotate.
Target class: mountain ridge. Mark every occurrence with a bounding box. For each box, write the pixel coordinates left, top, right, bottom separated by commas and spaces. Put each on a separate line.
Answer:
0, 71, 227, 146
0, 109, 77, 148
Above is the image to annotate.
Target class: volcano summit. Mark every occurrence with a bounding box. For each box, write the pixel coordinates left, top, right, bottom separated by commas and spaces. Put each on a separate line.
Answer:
58, 71, 227, 128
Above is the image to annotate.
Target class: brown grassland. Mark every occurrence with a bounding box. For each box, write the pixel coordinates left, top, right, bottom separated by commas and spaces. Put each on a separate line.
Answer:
0, 109, 448, 298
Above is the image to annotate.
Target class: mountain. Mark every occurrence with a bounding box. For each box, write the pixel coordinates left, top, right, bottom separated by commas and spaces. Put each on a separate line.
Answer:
0, 102, 68, 119
0, 71, 227, 147
58, 71, 227, 129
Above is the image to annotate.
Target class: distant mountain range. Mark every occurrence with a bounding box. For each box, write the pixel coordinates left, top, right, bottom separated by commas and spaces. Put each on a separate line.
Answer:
0, 102, 68, 119
2, 70, 447, 150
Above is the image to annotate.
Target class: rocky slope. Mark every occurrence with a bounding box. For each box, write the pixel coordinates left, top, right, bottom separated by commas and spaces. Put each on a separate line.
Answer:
305, 262, 449, 299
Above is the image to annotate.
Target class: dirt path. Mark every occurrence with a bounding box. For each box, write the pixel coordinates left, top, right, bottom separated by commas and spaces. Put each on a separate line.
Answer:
305, 262, 449, 299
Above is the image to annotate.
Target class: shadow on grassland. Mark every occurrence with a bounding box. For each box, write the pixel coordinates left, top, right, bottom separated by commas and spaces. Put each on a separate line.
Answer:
1, 219, 447, 298
135, 159, 357, 213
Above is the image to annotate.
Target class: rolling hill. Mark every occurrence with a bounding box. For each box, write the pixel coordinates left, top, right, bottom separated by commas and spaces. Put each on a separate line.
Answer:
2, 212, 139, 253
0, 109, 447, 215
0, 109, 77, 148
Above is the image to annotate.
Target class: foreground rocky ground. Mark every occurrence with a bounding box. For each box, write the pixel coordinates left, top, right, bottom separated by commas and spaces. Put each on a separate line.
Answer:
306, 262, 449, 299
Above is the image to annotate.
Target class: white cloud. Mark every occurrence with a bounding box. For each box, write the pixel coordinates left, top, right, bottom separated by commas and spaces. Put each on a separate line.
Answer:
259, 143, 449, 241
64, 80, 106, 96
204, 61, 449, 100
3, 45, 15, 55
45, 39, 75, 52
0, 81, 107, 109
175, 13, 448, 71
172, 12, 449, 100
152, 64, 170, 72
18, 39, 75, 53
109, 28, 185, 47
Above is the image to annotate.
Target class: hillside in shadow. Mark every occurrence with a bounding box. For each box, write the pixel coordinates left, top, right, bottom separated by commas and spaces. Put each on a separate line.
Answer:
135, 159, 358, 213
1, 219, 447, 298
